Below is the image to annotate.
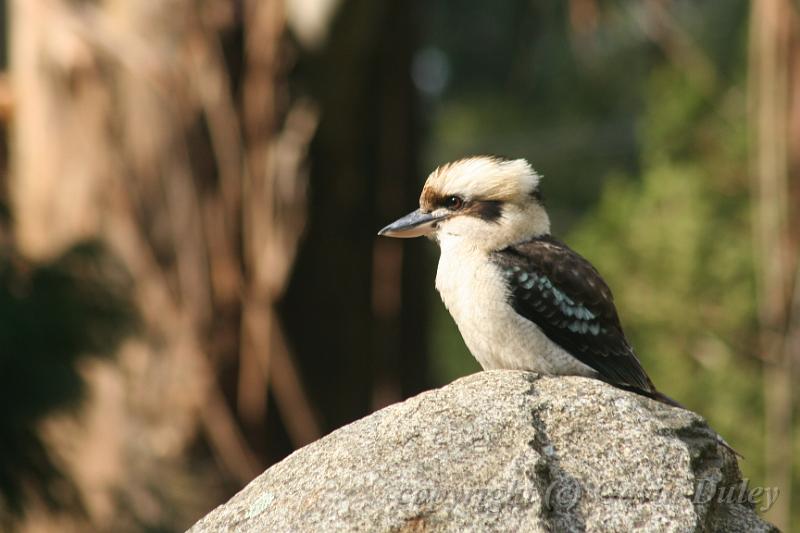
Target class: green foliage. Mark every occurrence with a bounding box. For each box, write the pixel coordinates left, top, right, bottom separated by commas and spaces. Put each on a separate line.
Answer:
0, 241, 138, 524
567, 52, 782, 516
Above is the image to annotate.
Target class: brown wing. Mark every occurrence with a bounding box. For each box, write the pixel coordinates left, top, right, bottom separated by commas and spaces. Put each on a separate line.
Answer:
491, 236, 655, 393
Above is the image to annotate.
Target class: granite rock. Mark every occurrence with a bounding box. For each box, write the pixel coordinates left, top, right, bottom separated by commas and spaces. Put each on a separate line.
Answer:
188, 370, 776, 532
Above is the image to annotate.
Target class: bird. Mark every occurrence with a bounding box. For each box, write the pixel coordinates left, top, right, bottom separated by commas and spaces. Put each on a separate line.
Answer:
378, 155, 680, 407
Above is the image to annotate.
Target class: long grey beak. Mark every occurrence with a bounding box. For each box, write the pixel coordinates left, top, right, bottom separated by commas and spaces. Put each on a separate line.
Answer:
378, 209, 444, 238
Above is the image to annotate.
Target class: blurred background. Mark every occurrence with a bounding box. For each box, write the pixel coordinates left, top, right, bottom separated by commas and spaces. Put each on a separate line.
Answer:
0, 0, 798, 531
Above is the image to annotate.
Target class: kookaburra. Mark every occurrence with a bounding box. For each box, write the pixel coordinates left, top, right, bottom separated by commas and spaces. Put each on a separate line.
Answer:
378, 156, 679, 406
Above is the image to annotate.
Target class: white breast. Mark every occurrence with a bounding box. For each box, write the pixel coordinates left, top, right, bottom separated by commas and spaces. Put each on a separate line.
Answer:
434, 238, 598, 377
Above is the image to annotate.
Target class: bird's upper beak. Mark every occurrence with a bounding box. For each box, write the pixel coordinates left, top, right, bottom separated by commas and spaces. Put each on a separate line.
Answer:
377, 209, 446, 238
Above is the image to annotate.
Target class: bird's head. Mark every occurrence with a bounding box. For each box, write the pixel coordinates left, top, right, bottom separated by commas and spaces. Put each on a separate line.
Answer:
378, 156, 549, 252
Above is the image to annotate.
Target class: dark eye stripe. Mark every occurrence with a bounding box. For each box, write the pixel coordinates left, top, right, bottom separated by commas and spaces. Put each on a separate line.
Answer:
425, 193, 503, 222
469, 200, 503, 222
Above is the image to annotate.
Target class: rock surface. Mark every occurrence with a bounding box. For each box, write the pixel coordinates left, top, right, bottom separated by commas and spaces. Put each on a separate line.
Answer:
188, 371, 776, 532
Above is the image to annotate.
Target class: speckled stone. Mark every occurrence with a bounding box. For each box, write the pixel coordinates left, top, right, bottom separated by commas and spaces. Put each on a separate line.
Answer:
188, 371, 777, 533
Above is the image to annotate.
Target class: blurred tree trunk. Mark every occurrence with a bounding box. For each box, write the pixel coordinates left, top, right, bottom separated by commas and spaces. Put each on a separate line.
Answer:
748, 0, 799, 529
280, 0, 428, 431
10, 2, 218, 529
8, 0, 426, 529
7, 0, 321, 529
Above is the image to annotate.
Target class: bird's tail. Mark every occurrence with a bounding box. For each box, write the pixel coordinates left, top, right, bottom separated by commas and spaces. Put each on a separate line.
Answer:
613, 382, 685, 409
646, 389, 685, 409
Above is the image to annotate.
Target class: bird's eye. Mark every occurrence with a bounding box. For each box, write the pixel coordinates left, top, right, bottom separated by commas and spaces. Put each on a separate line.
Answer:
445, 195, 464, 210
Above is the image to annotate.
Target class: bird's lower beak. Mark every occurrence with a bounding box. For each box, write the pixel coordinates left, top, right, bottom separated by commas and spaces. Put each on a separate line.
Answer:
378, 209, 445, 238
